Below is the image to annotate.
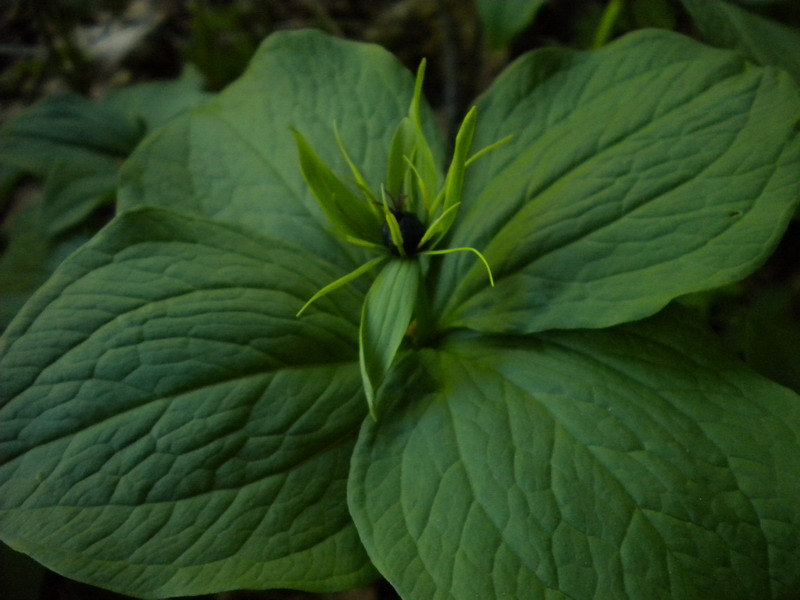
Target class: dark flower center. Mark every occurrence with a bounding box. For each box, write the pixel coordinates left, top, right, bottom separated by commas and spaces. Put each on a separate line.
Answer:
382, 211, 426, 256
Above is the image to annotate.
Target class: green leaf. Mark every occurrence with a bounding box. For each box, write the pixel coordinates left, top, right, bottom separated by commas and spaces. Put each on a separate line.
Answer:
292, 128, 382, 243
435, 29, 800, 335
119, 30, 443, 268
682, 0, 800, 85
0, 196, 90, 330
0, 95, 137, 241
359, 259, 420, 417
0, 94, 143, 175
102, 65, 211, 130
42, 161, 117, 237
349, 308, 800, 600
0, 208, 376, 597
0, 73, 209, 242
475, 0, 547, 49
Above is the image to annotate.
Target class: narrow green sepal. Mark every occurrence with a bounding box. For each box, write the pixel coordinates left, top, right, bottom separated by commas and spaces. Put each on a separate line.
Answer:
382, 188, 406, 257
359, 260, 421, 419
423, 246, 495, 287
403, 155, 432, 218
429, 106, 477, 239
407, 60, 441, 214
387, 118, 416, 196
291, 128, 381, 242
334, 121, 379, 209
344, 235, 386, 250
409, 59, 427, 129
465, 134, 515, 167
297, 256, 386, 317
418, 202, 461, 248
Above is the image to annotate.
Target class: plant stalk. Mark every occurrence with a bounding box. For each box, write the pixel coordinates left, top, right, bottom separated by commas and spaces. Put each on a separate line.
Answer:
593, 0, 624, 49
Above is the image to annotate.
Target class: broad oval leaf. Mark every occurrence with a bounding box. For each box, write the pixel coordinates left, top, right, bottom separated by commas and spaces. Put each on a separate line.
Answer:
434, 30, 800, 334
349, 308, 800, 600
119, 29, 442, 271
0, 208, 375, 597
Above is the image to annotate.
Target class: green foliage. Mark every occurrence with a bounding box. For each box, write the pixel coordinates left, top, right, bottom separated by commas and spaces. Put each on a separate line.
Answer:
683, 0, 800, 83
0, 66, 208, 236
719, 285, 800, 394
0, 67, 210, 329
351, 307, 800, 600
2, 26, 800, 600
475, 0, 547, 49
434, 31, 800, 334
0, 207, 375, 596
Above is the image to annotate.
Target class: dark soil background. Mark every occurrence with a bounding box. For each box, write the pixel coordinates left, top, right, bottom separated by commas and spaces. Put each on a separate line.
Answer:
2, 1, 800, 599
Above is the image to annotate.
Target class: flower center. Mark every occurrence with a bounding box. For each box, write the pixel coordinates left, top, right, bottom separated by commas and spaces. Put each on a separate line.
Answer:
382, 211, 426, 256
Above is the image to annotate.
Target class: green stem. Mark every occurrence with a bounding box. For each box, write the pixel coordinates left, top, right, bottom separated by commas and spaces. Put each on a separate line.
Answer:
593, 0, 624, 49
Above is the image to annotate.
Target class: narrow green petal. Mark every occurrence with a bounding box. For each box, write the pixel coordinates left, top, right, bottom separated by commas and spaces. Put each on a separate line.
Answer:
407, 60, 441, 214
359, 260, 421, 418
387, 118, 416, 196
403, 155, 432, 216
344, 235, 386, 250
291, 128, 381, 242
334, 121, 378, 208
465, 134, 515, 168
430, 106, 477, 239
297, 256, 387, 316
382, 188, 406, 257
423, 246, 494, 286
409, 59, 427, 127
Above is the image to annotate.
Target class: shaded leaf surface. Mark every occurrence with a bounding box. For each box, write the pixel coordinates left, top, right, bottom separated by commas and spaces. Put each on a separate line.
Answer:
434, 30, 800, 334
0, 69, 210, 325
349, 309, 800, 600
0, 208, 374, 597
0, 94, 142, 173
682, 0, 800, 84
0, 199, 90, 330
